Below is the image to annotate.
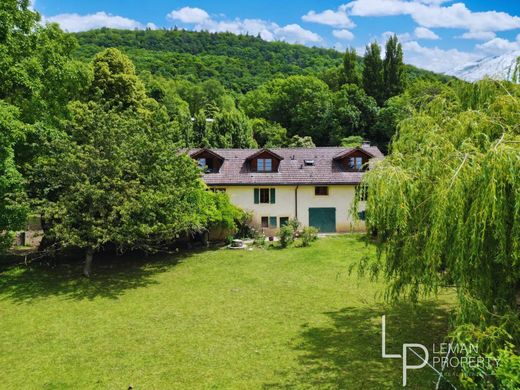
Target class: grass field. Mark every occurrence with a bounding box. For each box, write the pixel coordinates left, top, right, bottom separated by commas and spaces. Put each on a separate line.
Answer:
0, 236, 454, 389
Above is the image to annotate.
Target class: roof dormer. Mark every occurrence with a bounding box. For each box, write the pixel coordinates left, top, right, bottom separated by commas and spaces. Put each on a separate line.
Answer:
246, 149, 284, 173
190, 148, 225, 173
333, 147, 374, 172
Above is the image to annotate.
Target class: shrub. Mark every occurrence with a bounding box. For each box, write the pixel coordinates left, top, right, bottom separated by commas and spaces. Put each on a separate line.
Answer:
278, 225, 295, 248
287, 218, 301, 233
300, 226, 319, 247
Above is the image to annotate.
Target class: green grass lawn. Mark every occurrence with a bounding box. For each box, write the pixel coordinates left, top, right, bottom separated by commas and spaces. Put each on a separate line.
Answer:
0, 236, 454, 389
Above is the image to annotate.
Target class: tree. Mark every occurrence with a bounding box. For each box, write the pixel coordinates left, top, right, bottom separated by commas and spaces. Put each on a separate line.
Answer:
34, 101, 217, 276
0, 103, 28, 251
340, 136, 363, 147
330, 84, 378, 144
212, 110, 257, 148
192, 109, 212, 147
354, 80, 520, 387
250, 118, 287, 147
90, 48, 146, 109
362, 42, 384, 105
287, 135, 315, 148
343, 47, 360, 86
383, 34, 404, 101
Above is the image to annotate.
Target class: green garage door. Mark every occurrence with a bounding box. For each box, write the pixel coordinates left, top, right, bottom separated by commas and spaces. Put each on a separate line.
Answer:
309, 208, 336, 233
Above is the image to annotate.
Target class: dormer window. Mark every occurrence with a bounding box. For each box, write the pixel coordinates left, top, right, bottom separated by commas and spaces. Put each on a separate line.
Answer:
190, 148, 224, 173
304, 160, 315, 166
348, 157, 363, 170
257, 158, 272, 172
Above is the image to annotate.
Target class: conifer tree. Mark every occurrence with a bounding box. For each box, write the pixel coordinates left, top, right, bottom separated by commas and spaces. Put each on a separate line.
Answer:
383, 34, 404, 101
362, 42, 384, 105
343, 47, 360, 86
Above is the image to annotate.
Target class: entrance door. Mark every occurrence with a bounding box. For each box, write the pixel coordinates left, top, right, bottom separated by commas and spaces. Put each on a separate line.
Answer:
308, 208, 336, 233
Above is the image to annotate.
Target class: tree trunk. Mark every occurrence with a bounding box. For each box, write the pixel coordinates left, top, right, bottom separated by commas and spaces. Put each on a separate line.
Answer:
83, 248, 94, 278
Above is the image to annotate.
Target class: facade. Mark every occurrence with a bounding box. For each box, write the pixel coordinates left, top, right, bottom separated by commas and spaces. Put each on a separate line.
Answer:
188, 146, 383, 234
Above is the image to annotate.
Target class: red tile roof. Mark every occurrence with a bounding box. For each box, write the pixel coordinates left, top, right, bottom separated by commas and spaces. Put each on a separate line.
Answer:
187, 147, 383, 186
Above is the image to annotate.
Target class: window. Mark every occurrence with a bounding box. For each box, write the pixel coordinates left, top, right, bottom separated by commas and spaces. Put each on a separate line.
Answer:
304, 160, 315, 166
279, 217, 289, 227
356, 184, 368, 201
197, 157, 214, 172
257, 158, 272, 172
254, 188, 276, 204
358, 210, 366, 221
260, 188, 270, 203
269, 216, 277, 228
197, 158, 206, 169
211, 187, 226, 193
348, 157, 363, 170
261, 217, 269, 228
315, 186, 329, 196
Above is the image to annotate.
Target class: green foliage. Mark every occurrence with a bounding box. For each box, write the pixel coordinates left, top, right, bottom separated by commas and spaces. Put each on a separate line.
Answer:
354, 79, 520, 387
300, 226, 318, 247
383, 34, 404, 101
362, 42, 384, 105
278, 225, 295, 248
212, 110, 257, 148
343, 47, 361, 86
250, 118, 287, 147
340, 136, 363, 147
287, 135, 315, 148
287, 218, 301, 232
0, 102, 28, 251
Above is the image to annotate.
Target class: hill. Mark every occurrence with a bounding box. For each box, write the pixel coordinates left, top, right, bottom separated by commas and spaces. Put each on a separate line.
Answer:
73, 28, 451, 92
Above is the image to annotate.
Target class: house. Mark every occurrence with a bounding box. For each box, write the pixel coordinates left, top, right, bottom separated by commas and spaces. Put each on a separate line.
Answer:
188, 145, 383, 234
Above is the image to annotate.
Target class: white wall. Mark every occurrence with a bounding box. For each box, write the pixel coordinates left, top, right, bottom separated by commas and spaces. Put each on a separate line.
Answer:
214, 185, 365, 234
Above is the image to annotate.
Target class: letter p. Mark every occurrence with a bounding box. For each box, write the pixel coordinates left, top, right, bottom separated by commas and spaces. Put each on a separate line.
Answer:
402, 343, 429, 386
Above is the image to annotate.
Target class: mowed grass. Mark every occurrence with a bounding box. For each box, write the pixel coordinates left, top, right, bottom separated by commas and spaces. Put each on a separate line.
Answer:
0, 236, 454, 389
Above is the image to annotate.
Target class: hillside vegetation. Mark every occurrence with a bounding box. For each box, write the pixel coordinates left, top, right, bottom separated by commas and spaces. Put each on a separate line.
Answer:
74, 28, 451, 93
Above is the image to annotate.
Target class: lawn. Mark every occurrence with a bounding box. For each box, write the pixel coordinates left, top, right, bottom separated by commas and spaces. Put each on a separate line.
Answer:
0, 236, 454, 389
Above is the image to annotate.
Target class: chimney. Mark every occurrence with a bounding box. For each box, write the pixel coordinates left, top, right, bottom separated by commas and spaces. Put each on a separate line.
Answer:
362, 140, 371, 147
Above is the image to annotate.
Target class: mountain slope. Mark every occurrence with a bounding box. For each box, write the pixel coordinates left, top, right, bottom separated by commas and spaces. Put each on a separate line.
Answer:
449, 51, 520, 82
73, 28, 452, 92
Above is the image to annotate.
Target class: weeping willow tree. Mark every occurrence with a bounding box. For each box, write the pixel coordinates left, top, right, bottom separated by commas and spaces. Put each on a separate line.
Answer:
354, 79, 520, 388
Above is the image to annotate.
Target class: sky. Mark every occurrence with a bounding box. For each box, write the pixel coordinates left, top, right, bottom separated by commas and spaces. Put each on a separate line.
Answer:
34, 1, 520, 74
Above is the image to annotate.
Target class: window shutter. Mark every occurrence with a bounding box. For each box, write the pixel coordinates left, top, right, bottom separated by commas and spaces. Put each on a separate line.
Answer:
270, 188, 276, 204
254, 188, 259, 204
269, 216, 277, 228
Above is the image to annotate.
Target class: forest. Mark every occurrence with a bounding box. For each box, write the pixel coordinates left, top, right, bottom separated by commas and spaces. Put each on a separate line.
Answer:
1, 1, 518, 388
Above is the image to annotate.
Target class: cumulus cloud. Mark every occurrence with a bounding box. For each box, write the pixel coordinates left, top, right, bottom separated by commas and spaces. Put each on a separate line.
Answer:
345, 0, 520, 32
458, 31, 496, 41
167, 7, 209, 24
302, 5, 356, 28
333, 29, 355, 40
44, 12, 147, 32
414, 27, 439, 40
402, 40, 480, 73
167, 7, 322, 45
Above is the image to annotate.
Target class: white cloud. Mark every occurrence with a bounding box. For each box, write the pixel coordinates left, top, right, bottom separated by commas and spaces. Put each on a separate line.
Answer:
302, 5, 356, 28
414, 27, 439, 40
333, 29, 355, 40
475, 37, 520, 56
402, 40, 480, 73
167, 8, 322, 45
167, 7, 209, 24
345, 0, 520, 33
382, 31, 412, 43
44, 12, 146, 32
458, 31, 496, 40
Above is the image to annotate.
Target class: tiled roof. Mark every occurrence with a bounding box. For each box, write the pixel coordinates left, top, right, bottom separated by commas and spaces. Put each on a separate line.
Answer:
188, 146, 384, 186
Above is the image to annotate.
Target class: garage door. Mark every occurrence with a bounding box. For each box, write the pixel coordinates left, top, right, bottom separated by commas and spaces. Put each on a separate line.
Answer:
308, 208, 336, 233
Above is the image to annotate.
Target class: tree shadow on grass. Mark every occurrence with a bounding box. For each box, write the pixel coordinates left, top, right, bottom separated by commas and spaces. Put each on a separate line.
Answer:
0, 248, 212, 303
265, 301, 453, 390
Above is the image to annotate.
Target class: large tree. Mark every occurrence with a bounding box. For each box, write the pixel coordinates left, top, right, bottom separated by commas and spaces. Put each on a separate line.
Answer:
355, 80, 520, 388
383, 34, 404, 101
362, 42, 384, 105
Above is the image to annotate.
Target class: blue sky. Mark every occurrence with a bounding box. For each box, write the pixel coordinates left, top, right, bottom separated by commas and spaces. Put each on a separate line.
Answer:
36, 1, 520, 74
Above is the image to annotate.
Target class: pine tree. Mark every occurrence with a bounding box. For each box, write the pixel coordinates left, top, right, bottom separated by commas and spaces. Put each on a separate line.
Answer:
343, 47, 360, 86
383, 34, 404, 101
362, 42, 384, 105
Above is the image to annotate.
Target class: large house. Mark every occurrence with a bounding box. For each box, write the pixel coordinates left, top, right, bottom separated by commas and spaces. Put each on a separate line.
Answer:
188, 145, 383, 234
